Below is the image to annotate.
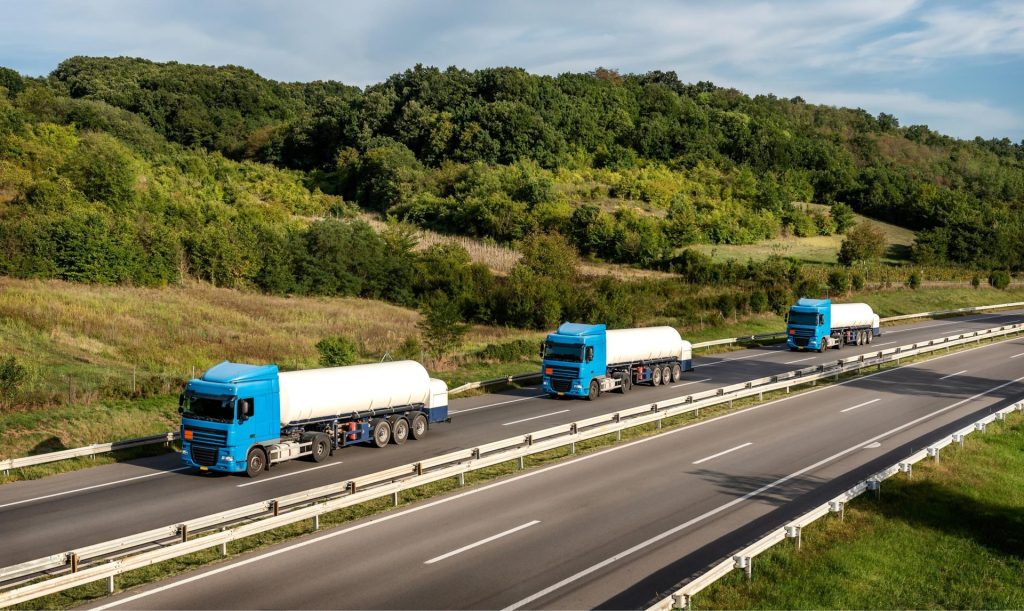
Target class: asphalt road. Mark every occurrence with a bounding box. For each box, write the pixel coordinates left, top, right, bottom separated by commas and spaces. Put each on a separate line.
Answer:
87, 326, 1024, 610
1, 311, 1021, 571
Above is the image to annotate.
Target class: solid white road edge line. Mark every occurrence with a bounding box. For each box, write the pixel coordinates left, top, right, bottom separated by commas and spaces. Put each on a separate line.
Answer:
424, 520, 540, 565
235, 462, 343, 488
939, 370, 968, 381
692, 442, 753, 465
1010, 352, 1024, 359
0, 467, 191, 510
90, 340, 1023, 610
840, 398, 881, 413
502, 373, 1024, 610
502, 410, 570, 426
449, 393, 547, 414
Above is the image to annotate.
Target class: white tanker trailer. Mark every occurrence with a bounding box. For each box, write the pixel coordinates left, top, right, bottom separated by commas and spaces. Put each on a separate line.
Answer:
541, 323, 693, 400
179, 361, 449, 477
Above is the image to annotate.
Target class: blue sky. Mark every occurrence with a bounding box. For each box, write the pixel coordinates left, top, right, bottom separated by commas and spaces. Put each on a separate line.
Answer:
2, 0, 1022, 141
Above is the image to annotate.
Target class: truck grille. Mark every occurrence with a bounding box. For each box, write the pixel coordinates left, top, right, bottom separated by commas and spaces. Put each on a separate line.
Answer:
792, 328, 815, 338
188, 426, 227, 446
547, 365, 577, 378
551, 378, 573, 392
793, 337, 810, 347
191, 445, 219, 466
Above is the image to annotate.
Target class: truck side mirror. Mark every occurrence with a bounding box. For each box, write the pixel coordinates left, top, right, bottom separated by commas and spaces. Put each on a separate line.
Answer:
783, 312, 789, 323
177, 394, 185, 415
539, 342, 545, 358
818, 315, 825, 325
585, 346, 594, 362
238, 399, 250, 422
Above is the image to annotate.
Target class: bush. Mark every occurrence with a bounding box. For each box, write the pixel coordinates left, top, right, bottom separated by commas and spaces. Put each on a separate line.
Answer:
989, 269, 1011, 290
418, 293, 470, 358
315, 335, 359, 367
907, 270, 922, 290
827, 268, 850, 295
473, 339, 538, 362
0, 356, 28, 407
838, 221, 886, 265
971, 275, 981, 289
850, 271, 865, 291
830, 203, 855, 233
393, 336, 422, 361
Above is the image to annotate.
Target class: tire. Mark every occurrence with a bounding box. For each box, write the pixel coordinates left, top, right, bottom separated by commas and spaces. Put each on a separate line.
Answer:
661, 366, 672, 385
671, 364, 682, 383
309, 434, 329, 463
867, 332, 873, 344
652, 366, 662, 386
818, 344, 826, 353
371, 419, 391, 448
586, 380, 600, 401
410, 413, 428, 440
245, 447, 266, 478
619, 373, 631, 394
391, 417, 409, 445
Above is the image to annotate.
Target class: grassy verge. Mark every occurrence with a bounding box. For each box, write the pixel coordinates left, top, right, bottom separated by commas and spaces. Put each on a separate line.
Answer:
695, 412, 1024, 610
10, 330, 1022, 609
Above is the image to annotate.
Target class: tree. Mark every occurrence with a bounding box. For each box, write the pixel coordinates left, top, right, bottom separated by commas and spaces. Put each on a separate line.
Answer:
0, 356, 28, 408
830, 203, 855, 233
907, 270, 922, 290
315, 336, 359, 367
417, 293, 470, 359
827, 268, 850, 295
838, 221, 886, 266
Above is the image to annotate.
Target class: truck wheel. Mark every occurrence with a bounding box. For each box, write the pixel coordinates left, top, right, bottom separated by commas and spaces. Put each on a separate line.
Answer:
371, 420, 391, 447
671, 364, 682, 383
410, 414, 428, 440
586, 380, 600, 401
617, 373, 631, 394
310, 435, 329, 463
391, 418, 409, 445
245, 448, 266, 478
652, 367, 662, 386
818, 344, 826, 353
867, 332, 873, 344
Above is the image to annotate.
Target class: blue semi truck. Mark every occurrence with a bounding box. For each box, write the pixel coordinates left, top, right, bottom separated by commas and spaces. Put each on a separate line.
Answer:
179, 360, 449, 477
786, 298, 880, 352
541, 323, 693, 400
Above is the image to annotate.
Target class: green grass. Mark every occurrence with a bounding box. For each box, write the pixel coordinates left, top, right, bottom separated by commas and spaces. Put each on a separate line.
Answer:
691, 206, 916, 265
696, 412, 1024, 610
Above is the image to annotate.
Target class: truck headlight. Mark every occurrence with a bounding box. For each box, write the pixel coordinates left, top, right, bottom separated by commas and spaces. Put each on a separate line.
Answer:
220, 455, 234, 462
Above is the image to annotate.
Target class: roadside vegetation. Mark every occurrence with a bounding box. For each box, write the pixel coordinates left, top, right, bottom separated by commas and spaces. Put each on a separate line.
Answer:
696, 412, 1024, 609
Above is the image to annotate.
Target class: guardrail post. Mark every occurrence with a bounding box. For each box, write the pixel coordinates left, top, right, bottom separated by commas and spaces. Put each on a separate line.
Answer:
899, 462, 913, 479
68, 552, 79, 573
952, 433, 964, 448
416, 462, 424, 476
392, 491, 399, 506
733, 555, 752, 580
829, 501, 845, 521
271, 500, 280, 516
672, 593, 690, 610
785, 525, 802, 550
220, 527, 228, 555
108, 560, 115, 594
867, 479, 881, 499
518, 456, 525, 470
348, 481, 357, 494
313, 513, 319, 531
927, 447, 940, 463
179, 524, 188, 542
458, 472, 465, 487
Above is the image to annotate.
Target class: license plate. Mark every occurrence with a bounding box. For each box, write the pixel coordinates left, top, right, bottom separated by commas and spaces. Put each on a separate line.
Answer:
558, 392, 564, 396
199, 467, 208, 471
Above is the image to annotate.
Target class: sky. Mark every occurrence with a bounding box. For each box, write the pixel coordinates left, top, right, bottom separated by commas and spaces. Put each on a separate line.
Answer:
1, 0, 1022, 142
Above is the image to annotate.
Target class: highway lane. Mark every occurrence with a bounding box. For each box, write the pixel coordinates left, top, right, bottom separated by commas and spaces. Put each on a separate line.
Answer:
88, 334, 1024, 610
1, 310, 1021, 568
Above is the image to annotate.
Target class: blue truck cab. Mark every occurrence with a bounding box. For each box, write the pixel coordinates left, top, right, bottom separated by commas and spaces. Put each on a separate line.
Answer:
786, 298, 831, 352
179, 362, 280, 474
541, 323, 607, 398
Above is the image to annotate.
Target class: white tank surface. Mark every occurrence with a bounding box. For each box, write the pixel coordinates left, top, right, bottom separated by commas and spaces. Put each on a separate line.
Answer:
830, 303, 877, 330
278, 361, 433, 426
606, 326, 691, 365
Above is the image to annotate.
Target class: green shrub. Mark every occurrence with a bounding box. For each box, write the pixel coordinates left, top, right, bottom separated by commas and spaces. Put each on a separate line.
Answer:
315, 335, 359, 367
971, 275, 981, 289
827, 268, 850, 295
989, 269, 1011, 290
907, 270, 922, 290
850, 271, 865, 291
0, 356, 28, 407
472, 339, 538, 362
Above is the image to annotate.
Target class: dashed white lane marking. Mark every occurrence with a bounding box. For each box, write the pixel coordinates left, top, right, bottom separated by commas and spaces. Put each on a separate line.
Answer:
236, 462, 343, 488
503, 410, 570, 426
671, 378, 712, 389
939, 370, 967, 381
692, 442, 753, 465
784, 357, 815, 364
449, 393, 548, 414
424, 520, 541, 564
841, 398, 881, 413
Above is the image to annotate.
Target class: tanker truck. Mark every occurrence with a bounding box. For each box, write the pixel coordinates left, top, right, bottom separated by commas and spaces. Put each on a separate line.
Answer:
786, 298, 880, 352
178, 361, 449, 477
541, 323, 693, 400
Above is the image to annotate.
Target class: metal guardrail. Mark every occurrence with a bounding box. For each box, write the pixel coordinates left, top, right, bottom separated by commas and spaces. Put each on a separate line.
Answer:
649, 398, 1024, 611
0, 433, 178, 475
3, 300, 1021, 475
1, 322, 1022, 607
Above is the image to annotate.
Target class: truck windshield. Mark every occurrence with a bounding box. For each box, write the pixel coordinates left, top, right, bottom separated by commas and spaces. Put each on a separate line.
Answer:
788, 311, 819, 326
544, 342, 583, 363
183, 396, 235, 423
